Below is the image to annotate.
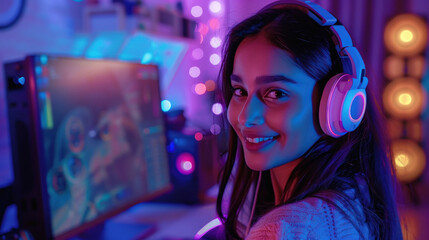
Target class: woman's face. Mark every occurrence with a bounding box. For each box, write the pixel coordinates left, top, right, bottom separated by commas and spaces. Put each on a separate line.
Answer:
227, 34, 321, 171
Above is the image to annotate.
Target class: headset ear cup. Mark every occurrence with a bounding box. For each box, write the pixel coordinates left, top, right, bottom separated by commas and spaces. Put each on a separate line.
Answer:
341, 89, 367, 132
319, 73, 354, 138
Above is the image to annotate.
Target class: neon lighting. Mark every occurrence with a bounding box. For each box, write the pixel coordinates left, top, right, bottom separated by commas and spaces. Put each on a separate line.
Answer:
209, 1, 222, 13
210, 124, 221, 135
210, 37, 222, 48
176, 153, 195, 175
195, 83, 206, 95
212, 103, 223, 115
191, 6, 203, 18
398, 93, 412, 106
194, 218, 222, 239
399, 30, 413, 43
189, 66, 201, 78
192, 48, 204, 60
39, 92, 54, 129
161, 100, 172, 112
210, 53, 221, 65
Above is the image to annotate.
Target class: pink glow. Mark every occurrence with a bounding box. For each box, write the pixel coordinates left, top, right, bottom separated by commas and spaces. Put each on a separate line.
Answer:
195, 132, 203, 141
209, 18, 220, 30
176, 153, 195, 175
195, 83, 206, 95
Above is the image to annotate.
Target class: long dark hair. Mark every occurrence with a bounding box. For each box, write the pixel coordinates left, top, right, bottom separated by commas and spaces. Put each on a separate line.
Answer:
215, 6, 402, 240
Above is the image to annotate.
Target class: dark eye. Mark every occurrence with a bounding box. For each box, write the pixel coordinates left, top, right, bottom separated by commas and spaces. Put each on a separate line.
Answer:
232, 87, 247, 97
264, 89, 289, 101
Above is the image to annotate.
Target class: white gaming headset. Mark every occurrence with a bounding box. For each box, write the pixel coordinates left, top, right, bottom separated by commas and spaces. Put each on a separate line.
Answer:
261, 0, 368, 138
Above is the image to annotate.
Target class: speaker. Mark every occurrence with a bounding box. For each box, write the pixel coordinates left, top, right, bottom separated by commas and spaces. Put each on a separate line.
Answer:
153, 130, 219, 204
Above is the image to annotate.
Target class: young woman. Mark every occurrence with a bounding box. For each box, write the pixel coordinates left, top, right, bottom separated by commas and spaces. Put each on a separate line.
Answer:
213, 0, 403, 239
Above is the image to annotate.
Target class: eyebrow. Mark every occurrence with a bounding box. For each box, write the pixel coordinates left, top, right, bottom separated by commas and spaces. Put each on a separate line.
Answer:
230, 74, 297, 84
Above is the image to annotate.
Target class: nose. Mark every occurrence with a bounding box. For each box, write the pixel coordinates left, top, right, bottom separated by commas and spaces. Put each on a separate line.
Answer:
238, 95, 265, 127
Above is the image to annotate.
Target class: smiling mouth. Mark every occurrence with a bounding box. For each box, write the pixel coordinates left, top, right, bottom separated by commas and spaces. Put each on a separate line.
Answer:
243, 135, 279, 151
245, 136, 276, 143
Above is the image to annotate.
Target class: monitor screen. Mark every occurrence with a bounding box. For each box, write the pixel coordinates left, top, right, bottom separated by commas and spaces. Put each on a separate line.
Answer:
30, 56, 171, 238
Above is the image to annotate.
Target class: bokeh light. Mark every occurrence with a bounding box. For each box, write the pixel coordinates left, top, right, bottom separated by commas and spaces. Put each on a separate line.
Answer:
210, 53, 221, 65
209, 1, 222, 13
192, 48, 204, 60
382, 78, 425, 119
189, 66, 201, 78
210, 124, 221, 135
161, 100, 172, 112
209, 18, 220, 30
408, 55, 426, 79
176, 152, 195, 175
399, 30, 413, 43
383, 55, 404, 80
406, 119, 423, 141
191, 6, 203, 18
195, 83, 207, 95
212, 103, 223, 115
194, 132, 203, 141
386, 118, 403, 140
384, 14, 428, 56
210, 37, 222, 48
392, 139, 426, 183
205, 80, 216, 91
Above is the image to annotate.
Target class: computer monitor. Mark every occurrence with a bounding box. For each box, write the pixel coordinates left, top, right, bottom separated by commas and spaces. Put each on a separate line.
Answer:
3, 55, 171, 239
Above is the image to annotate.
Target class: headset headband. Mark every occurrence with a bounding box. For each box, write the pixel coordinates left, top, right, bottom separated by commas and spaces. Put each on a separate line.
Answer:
260, 0, 368, 90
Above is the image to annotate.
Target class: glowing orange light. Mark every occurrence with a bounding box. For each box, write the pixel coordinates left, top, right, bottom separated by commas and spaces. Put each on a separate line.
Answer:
406, 120, 423, 141
383, 55, 404, 80
384, 14, 428, 56
398, 93, 412, 105
408, 55, 426, 79
386, 118, 403, 140
399, 30, 413, 43
382, 78, 425, 119
392, 139, 426, 183
205, 80, 216, 91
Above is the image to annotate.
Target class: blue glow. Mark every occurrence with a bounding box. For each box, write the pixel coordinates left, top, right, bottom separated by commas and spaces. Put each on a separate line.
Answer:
161, 100, 171, 112
119, 32, 188, 91
17, 77, 25, 85
141, 53, 153, 64
40, 55, 48, 65
71, 35, 90, 56
85, 31, 127, 59
35, 66, 43, 75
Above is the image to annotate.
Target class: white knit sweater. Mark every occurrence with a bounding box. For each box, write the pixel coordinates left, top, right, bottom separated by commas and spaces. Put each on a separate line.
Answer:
245, 192, 369, 240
